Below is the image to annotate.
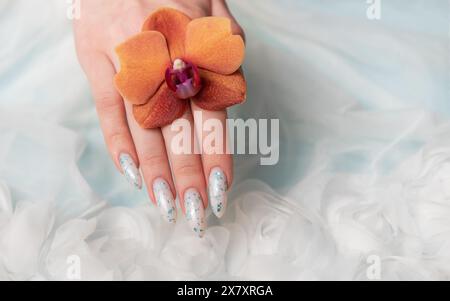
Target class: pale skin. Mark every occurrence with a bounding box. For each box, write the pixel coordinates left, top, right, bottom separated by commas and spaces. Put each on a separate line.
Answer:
74, 1, 243, 220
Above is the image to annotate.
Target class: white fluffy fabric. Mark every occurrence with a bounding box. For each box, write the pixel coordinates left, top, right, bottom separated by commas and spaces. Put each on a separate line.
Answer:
0, 0, 449, 280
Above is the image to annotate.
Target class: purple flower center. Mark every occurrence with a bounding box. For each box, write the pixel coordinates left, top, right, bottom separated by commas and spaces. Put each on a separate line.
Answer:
165, 59, 202, 99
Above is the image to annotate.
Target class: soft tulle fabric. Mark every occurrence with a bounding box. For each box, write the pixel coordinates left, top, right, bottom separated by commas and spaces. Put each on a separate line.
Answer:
0, 0, 449, 280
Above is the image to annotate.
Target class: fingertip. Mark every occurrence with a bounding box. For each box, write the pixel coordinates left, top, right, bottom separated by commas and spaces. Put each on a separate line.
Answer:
118, 152, 143, 190
211, 0, 246, 40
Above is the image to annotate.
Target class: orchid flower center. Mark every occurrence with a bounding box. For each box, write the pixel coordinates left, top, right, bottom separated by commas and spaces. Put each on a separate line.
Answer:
165, 59, 202, 99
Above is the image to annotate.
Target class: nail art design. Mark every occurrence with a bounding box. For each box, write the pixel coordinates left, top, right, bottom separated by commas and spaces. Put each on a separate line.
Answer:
184, 188, 206, 238
208, 167, 228, 218
153, 178, 177, 223
119, 153, 142, 189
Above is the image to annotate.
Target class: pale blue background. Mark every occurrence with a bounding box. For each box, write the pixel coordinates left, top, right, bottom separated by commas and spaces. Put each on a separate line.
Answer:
0, 0, 448, 208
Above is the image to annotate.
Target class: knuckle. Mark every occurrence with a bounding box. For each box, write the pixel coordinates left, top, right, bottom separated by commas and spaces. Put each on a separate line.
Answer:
174, 161, 203, 178
140, 152, 167, 168
106, 131, 125, 146
95, 92, 120, 112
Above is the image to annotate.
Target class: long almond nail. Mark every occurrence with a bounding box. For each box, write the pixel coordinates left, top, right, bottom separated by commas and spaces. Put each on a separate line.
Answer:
208, 167, 228, 218
184, 188, 206, 238
119, 153, 142, 189
153, 178, 177, 223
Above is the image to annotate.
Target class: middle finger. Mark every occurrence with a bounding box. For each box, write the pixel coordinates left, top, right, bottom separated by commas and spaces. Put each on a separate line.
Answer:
161, 107, 207, 238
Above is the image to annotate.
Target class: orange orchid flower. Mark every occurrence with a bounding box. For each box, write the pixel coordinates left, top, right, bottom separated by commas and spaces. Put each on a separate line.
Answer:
114, 7, 247, 129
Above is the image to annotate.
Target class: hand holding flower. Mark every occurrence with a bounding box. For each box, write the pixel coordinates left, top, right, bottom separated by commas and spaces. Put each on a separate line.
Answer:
74, 0, 245, 237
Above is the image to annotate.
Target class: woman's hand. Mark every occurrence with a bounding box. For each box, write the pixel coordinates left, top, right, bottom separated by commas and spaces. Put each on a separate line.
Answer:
74, 0, 243, 237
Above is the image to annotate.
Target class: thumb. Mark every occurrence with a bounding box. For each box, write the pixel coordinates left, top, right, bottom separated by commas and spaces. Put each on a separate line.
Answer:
211, 0, 245, 41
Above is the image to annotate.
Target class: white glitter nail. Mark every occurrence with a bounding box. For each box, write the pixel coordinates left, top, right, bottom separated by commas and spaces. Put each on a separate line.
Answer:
208, 167, 228, 218
184, 188, 206, 238
153, 178, 177, 223
119, 153, 142, 190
